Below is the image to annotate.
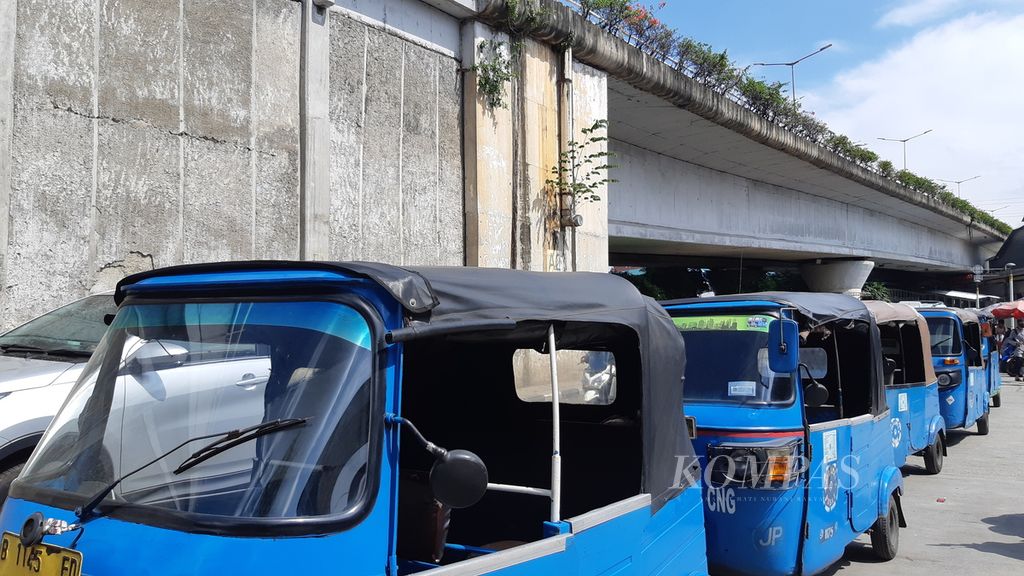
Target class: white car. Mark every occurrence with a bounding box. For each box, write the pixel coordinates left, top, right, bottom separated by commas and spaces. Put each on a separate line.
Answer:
0, 293, 116, 499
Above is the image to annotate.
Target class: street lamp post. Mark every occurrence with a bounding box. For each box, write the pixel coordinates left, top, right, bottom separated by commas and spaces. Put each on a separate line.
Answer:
752, 44, 832, 107
877, 129, 933, 171
1009, 263, 1018, 329
936, 175, 981, 198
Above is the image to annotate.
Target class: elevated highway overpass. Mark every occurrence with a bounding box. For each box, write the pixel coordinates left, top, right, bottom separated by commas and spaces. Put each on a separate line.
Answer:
606, 78, 1002, 272
471, 0, 1006, 291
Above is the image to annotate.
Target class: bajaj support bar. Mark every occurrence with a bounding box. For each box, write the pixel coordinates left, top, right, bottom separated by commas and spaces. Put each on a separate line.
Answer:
0, 262, 709, 576
663, 293, 905, 576
864, 302, 945, 473
918, 308, 991, 434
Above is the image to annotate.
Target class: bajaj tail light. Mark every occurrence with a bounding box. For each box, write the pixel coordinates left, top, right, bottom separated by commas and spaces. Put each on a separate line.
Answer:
708, 438, 803, 490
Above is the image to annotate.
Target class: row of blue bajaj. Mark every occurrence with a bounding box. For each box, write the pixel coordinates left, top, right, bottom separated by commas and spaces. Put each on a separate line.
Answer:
0, 261, 1005, 576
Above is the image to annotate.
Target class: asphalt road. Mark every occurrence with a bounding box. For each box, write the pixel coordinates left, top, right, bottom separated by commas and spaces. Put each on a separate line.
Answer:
824, 375, 1024, 575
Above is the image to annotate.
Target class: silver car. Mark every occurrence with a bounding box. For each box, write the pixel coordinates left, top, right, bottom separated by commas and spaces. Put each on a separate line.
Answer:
0, 293, 116, 499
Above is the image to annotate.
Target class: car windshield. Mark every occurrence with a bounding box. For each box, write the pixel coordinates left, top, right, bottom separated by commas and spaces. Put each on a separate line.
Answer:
18, 300, 374, 522
0, 294, 115, 356
926, 317, 962, 357
673, 313, 793, 405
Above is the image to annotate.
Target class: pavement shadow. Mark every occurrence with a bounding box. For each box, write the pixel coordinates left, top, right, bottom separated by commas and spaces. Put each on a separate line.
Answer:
943, 429, 973, 448
818, 541, 885, 575
900, 462, 931, 476
929, 514, 1024, 562
981, 514, 1024, 538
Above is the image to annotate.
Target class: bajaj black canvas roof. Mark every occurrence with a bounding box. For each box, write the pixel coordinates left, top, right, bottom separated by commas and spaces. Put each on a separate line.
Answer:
117, 261, 695, 511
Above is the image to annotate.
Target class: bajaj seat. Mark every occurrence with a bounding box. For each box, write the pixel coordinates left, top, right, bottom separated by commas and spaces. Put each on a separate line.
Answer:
398, 469, 451, 564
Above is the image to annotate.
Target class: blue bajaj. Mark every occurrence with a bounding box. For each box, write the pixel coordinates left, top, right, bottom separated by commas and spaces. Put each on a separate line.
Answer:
663, 293, 905, 576
864, 302, 945, 473
919, 308, 991, 435
0, 262, 709, 576
977, 316, 1002, 408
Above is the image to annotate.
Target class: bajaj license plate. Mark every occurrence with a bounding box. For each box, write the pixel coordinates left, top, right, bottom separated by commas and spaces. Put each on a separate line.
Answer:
0, 532, 82, 576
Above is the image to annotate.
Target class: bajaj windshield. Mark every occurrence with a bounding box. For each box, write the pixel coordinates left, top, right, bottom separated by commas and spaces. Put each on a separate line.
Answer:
18, 300, 374, 522
926, 317, 962, 356
674, 313, 794, 405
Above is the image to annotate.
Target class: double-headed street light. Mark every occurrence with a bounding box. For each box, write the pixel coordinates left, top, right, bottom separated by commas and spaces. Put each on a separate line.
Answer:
935, 175, 981, 198
752, 44, 833, 107
877, 129, 932, 171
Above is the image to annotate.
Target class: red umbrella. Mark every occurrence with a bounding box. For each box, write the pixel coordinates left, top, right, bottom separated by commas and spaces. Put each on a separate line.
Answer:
991, 301, 1024, 320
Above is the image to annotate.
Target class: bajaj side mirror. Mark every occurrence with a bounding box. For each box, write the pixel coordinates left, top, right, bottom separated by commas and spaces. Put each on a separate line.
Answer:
430, 449, 489, 509
388, 415, 490, 509
803, 381, 830, 408
767, 319, 800, 373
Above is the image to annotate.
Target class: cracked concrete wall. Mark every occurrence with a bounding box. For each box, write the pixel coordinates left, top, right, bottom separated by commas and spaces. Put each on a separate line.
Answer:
0, 0, 467, 330
0, 0, 301, 330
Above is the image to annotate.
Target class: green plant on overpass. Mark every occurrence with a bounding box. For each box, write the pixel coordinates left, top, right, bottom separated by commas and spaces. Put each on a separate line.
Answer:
564, 0, 1012, 235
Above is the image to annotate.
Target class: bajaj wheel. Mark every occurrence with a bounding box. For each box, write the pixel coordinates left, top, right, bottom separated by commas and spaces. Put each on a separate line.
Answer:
924, 434, 944, 474
870, 494, 900, 561
0, 462, 25, 503
992, 393, 1002, 408
976, 412, 990, 436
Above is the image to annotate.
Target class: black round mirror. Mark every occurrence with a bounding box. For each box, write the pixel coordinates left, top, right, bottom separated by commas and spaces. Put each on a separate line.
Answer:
804, 382, 829, 408
429, 449, 488, 509
20, 512, 45, 548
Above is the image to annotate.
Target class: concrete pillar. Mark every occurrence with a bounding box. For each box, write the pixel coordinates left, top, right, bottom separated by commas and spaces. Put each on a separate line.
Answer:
461, 20, 609, 272
0, 0, 15, 293
299, 0, 332, 260
462, 22, 515, 269
801, 260, 875, 298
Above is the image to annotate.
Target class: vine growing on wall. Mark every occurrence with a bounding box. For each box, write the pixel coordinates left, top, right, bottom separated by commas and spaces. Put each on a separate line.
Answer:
473, 39, 517, 109
472, 0, 551, 110
546, 119, 616, 203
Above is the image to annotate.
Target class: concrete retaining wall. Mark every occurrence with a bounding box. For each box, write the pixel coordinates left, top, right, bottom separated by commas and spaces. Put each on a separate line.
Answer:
0, 0, 465, 330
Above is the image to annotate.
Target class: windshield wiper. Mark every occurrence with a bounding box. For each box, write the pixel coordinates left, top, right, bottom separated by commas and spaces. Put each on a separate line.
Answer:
172, 418, 308, 475
0, 344, 91, 358
0, 344, 46, 354
75, 418, 307, 524
931, 336, 952, 350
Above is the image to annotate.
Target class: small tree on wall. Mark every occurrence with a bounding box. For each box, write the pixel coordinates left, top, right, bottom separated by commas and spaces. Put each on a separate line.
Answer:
546, 119, 616, 204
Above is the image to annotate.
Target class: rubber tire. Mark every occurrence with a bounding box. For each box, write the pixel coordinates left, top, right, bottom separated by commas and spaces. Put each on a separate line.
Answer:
0, 462, 25, 503
992, 393, 1002, 408
924, 434, 944, 474
976, 412, 990, 436
870, 494, 900, 561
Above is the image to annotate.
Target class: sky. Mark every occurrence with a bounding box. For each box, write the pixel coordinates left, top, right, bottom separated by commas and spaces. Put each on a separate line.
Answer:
652, 0, 1024, 228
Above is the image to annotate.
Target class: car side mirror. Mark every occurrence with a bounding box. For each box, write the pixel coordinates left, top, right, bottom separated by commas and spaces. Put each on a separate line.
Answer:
767, 319, 800, 373
430, 449, 489, 509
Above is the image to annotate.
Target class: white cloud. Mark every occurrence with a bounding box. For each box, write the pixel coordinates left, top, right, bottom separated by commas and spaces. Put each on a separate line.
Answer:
878, 0, 965, 27
805, 11, 1024, 227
